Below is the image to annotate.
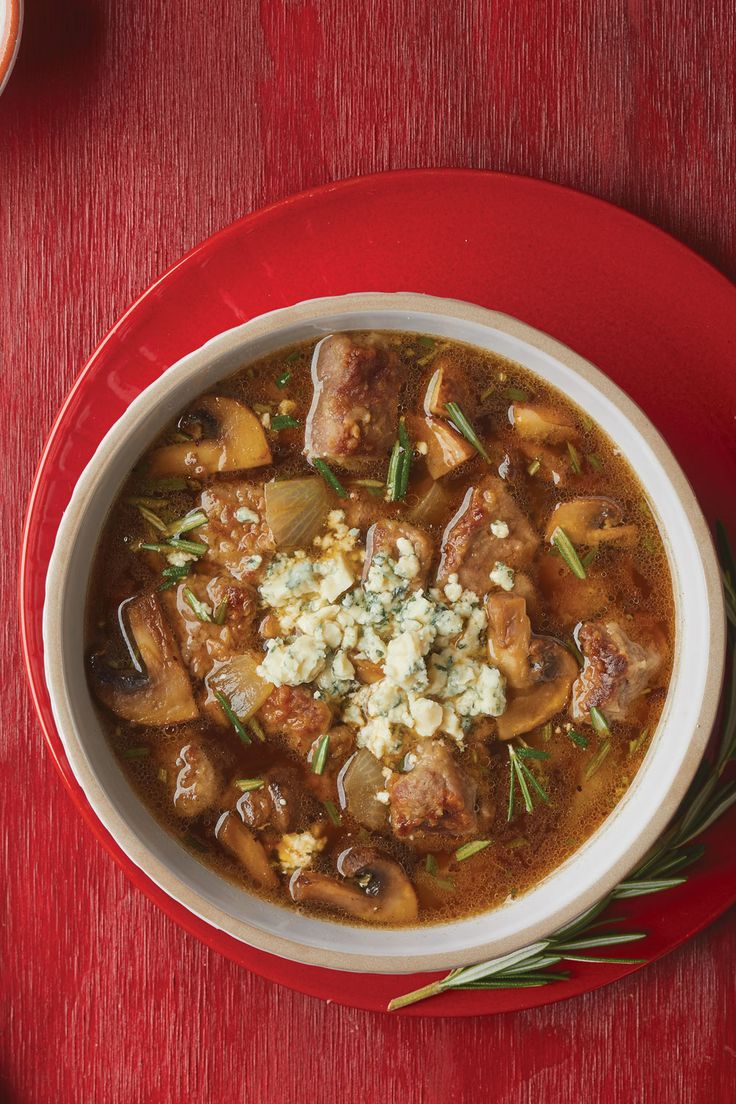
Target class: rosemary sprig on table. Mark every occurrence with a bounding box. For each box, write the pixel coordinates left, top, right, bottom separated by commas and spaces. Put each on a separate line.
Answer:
388, 526, 736, 1012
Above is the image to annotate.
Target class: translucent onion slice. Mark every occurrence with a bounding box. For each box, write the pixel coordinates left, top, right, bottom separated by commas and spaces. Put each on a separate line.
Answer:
264, 477, 331, 550
339, 749, 390, 831
408, 480, 450, 527
205, 651, 273, 722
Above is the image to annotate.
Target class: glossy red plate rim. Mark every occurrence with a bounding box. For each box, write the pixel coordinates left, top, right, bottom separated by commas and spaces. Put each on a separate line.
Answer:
19, 169, 736, 1016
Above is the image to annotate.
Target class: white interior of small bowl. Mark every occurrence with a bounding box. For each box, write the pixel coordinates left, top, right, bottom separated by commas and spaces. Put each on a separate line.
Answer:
43, 294, 721, 973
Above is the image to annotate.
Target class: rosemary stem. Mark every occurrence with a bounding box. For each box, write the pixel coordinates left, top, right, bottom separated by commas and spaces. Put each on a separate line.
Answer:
387, 980, 445, 1011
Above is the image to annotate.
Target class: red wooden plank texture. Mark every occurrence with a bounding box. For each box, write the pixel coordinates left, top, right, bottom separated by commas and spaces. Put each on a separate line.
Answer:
2, 2, 735, 1101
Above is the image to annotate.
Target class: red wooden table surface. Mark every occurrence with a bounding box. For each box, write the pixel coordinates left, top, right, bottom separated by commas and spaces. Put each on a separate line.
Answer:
2, 3, 735, 1101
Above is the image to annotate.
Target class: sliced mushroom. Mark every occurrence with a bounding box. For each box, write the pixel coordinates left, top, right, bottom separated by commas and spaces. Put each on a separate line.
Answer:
496, 638, 579, 740
89, 594, 198, 725
290, 846, 418, 923
545, 498, 638, 547
486, 593, 578, 739
148, 396, 272, 478
215, 810, 279, 889
510, 403, 576, 444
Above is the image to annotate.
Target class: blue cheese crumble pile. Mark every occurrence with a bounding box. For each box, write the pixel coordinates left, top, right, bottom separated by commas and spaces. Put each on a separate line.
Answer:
256, 511, 506, 764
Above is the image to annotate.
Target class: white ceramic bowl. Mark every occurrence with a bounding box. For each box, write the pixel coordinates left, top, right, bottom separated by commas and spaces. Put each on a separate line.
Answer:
43, 293, 725, 974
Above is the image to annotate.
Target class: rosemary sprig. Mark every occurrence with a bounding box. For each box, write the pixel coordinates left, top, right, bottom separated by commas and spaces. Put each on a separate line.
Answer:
388, 525, 736, 1012
550, 527, 587, 579
507, 745, 550, 820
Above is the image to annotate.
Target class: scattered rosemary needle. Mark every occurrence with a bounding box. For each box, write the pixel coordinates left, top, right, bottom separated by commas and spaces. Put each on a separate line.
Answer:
567, 441, 582, 474
584, 738, 611, 781
313, 459, 348, 499
121, 746, 150, 760
589, 707, 611, 735
182, 587, 213, 622
312, 733, 330, 775
166, 508, 207, 537
567, 728, 589, 749
456, 840, 491, 862
270, 414, 299, 430
323, 800, 342, 826
214, 691, 251, 744
444, 402, 490, 462
212, 600, 228, 625
550, 526, 587, 579
235, 778, 264, 792
386, 418, 412, 501
275, 368, 292, 388
506, 384, 529, 402
136, 504, 168, 533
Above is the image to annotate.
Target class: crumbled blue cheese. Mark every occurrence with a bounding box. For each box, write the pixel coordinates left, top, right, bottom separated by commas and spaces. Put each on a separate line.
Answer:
242, 554, 263, 573
258, 636, 326, 686
490, 561, 515, 591
384, 631, 428, 692
409, 696, 443, 737
356, 716, 401, 759
395, 537, 421, 580
167, 549, 197, 566
234, 506, 259, 523
276, 830, 326, 873
490, 519, 510, 539
443, 573, 463, 603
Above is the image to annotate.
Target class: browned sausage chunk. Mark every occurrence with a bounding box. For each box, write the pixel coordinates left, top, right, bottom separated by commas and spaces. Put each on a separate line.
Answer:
437, 475, 540, 593
389, 740, 477, 839
156, 733, 225, 818
257, 685, 333, 757
304, 334, 400, 468
571, 620, 663, 723
198, 481, 274, 581
162, 574, 257, 681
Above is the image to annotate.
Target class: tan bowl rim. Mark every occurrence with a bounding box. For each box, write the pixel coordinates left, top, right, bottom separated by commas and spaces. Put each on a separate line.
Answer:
43, 292, 726, 974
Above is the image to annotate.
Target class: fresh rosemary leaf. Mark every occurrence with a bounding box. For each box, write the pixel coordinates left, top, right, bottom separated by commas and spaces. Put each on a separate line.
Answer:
212, 600, 228, 624
157, 564, 190, 590
567, 441, 582, 474
589, 706, 611, 735
455, 840, 491, 862
527, 458, 541, 476
568, 728, 589, 749
214, 691, 251, 744
425, 854, 439, 876
323, 799, 342, 826
248, 716, 266, 743
313, 459, 348, 499
550, 527, 587, 579
587, 452, 603, 471
167, 509, 207, 537
584, 738, 611, 780
506, 385, 529, 402
136, 504, 168, 533
171, 538, 208, 555
312, 733, 330, 775
182, 587, 213, 622
285, 350, 300, 363
581, 549, 597, 569
416, 335, 435, 351
444, 402, 490, 462
628, 727, 650, 756
270, 414, 299, 430
515, 747, 550, 760
235, 778, 264, 792
121, 746, 150, 760
397, 417, 412, 499
275, 369, 292, 388
126, 496, 170, 509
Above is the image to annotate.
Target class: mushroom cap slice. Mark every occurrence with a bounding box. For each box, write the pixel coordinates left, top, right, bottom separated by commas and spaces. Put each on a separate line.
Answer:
496, 639, 578, 740
545, 497, 638, 547
215, 811, 279, 889
89, 594, 198, 726
290, 846, 418, 924
148, 396, 272, 478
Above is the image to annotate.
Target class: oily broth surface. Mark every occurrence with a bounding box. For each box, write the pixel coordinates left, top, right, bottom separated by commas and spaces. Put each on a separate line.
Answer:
86, 331, 673, 927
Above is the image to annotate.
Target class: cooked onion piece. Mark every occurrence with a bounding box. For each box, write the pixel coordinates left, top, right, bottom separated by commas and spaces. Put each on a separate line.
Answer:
264, 477, 331, 550
205, 651, 273, 724
339, 750, 390, 831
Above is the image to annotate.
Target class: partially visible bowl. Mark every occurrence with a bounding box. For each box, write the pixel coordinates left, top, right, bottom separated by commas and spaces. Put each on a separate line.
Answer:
0, 0, 22, 96
42, 292, 725, 974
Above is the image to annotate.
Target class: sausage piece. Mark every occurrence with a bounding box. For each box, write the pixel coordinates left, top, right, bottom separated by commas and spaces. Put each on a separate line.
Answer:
304, 334, 401, 468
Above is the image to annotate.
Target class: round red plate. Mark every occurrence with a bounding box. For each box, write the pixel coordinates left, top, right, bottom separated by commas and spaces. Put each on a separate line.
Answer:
20, 170, 736, 1016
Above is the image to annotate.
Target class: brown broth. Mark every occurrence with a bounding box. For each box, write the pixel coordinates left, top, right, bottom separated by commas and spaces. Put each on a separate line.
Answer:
86, 331, 674, 926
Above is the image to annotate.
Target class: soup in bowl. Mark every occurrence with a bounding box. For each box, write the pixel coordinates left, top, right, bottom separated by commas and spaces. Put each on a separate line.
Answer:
43, 293, 724, 972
